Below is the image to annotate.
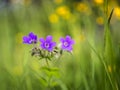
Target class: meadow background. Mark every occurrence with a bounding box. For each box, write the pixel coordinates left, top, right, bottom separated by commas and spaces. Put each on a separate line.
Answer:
0, 0, 120, 90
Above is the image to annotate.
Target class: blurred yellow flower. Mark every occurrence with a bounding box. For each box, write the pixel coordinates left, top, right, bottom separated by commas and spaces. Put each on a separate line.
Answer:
96, 16, 104, 25
63, 13, 71, 20
49, 13, 59, 23
114, 7, 120, 19
12, 66, 23, 76
94, 0, 103, 4
108, 65, 112, 73
54, 0, 63, 4
15, 32, 23, 44
56, 6, 71, 20
80, 34, 85, 42
75, 3, 88, 13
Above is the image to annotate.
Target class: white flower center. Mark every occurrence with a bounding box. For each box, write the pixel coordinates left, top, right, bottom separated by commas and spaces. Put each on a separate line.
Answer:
45, 43, 49, 48
29, 39, 33, 43
64, 42, 68, 47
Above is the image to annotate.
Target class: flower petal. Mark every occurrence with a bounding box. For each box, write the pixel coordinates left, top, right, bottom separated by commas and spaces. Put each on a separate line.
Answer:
34, 35, 37, 40
39, 38, 45, 43
47, 47, 53, 52
66, 46, 73, 51
46, 35, 52, 42
60, 37, 65, 43
23, 36, 29, 43
23, 36, 27, 40
61, 44, 66, 49
66, 35, 71, 41
29, 32, 34, 38
70, 39, 75, 44
40, 43, 45, 49
51, 42, 56, 47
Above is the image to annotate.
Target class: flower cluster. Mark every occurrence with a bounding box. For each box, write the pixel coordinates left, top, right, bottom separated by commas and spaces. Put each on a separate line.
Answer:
23, 32, 75, 60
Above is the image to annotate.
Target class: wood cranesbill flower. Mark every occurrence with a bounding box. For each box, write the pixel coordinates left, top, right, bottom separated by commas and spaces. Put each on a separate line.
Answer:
60, 35, 75, 52
39, 35, 56, 52
23, 32, 37, 44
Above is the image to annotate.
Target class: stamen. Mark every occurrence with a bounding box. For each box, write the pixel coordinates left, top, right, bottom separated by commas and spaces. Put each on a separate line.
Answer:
64, 42, 68, 47
45, 43, 49, 48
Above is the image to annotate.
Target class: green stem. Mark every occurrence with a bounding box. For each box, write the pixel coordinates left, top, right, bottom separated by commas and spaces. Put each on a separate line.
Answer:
46, 58, 49, 66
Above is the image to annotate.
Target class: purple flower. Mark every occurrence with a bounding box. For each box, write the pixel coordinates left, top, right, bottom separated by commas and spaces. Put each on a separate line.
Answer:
23, 32, 37, 44
60, 35, 75, 51
39, 35, 56, 52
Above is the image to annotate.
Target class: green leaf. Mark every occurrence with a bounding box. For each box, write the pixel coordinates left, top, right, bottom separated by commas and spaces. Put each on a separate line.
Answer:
104, 9, 114, 63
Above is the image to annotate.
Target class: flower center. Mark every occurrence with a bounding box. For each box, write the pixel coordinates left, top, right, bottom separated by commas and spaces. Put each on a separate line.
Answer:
45, 43, 50, 48
29, 39, 33, 44
64, 42, 68, 47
